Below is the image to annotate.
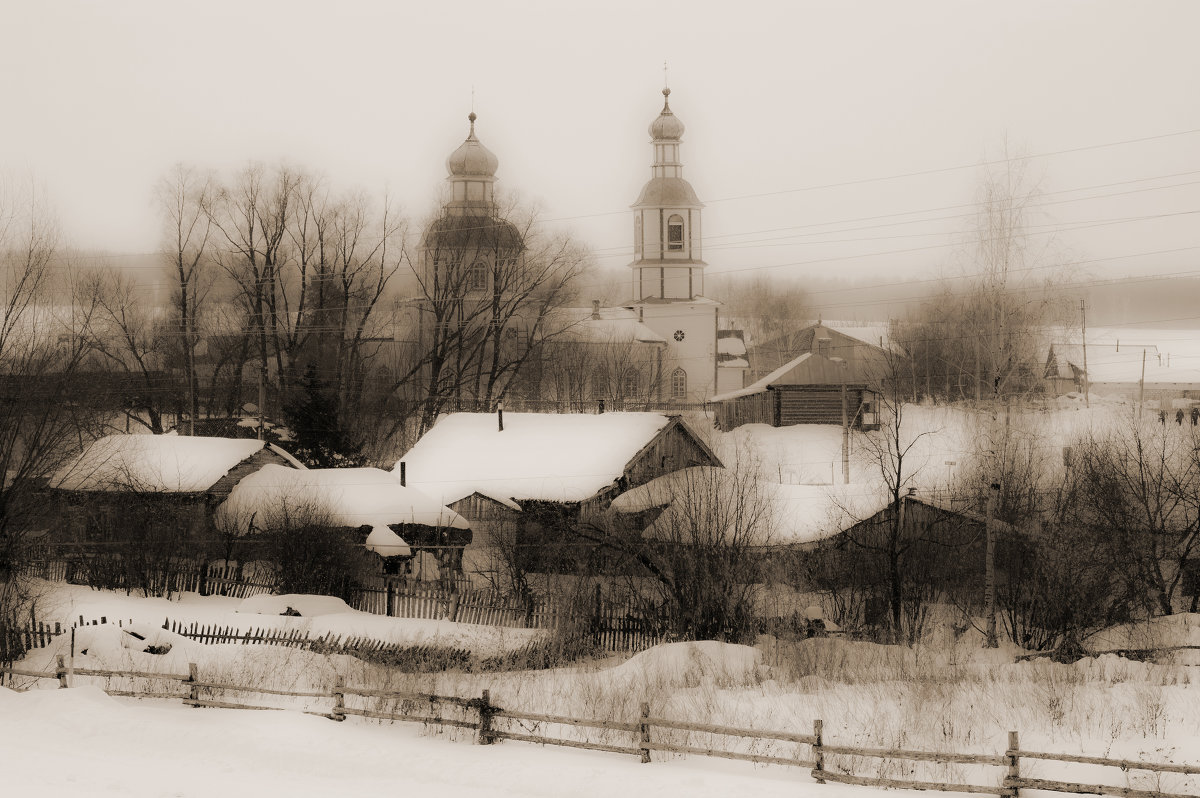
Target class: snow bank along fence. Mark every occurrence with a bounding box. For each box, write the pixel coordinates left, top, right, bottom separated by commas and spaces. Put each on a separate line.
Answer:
159, 619, 470, 665
4, 657, 1199, 798
21, 560, 663, 652
349, 581, 667, 653
1, 617, 471, 670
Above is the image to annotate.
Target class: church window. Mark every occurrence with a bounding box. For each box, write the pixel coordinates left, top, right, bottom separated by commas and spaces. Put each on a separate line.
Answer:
468, 260, 488, 292
670, 367, 687, 399
622, 368, 641, 398
591, 369, 608, 400
667, 215, 684, 251
634, 216, 643, 256
673, 329, 685, 342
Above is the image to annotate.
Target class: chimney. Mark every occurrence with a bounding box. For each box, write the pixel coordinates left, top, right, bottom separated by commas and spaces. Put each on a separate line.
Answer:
399, 461, 406, 487
591, 300, 600, 320
497, 401, 504, 432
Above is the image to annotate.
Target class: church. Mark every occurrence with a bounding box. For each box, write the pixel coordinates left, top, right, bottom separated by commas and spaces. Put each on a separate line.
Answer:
414, 88, 747, 411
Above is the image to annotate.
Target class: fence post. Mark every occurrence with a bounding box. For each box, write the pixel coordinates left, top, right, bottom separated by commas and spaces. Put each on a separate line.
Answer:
1006, 730, 1020, 797
186, 663, 199, 706
331, 676, 345, 722
639, 702, 651, 763
55, 655, 68, 689
476, 689, 494, 745
812, 719, 825, 784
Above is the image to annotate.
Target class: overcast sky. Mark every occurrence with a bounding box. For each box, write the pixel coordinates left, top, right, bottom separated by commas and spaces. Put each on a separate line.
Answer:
3, 1, 1199, 293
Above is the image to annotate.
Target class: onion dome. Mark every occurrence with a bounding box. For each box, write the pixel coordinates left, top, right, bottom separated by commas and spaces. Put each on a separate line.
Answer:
446, 112, 499, 177
648, 87, 685, 141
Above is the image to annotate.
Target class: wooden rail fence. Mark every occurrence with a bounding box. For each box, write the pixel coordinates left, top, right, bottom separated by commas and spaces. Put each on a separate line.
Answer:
2, 657, 1197, 798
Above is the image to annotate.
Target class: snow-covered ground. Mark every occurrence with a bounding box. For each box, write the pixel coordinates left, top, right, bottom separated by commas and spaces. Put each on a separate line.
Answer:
7, 581, 1200, 796
22, 579, 543, 666
0, 685, 888, 798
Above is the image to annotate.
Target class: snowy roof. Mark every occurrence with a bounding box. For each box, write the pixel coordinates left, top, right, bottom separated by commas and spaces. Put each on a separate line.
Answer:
717, 331, 747, 357
1048, 340, 1200, 386
51, 435, 269, 493
717, 329, 749, 368
770, 484, 894, 545
610, 467, 894, 546
712, 351, 873, 401
396, 412, 679, 506
823, 323, 892, 351
551, 306, 667, 344
216, 464, 468, 535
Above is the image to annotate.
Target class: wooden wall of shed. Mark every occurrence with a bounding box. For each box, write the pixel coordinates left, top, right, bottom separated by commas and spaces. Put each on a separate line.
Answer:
449, 494, 520, 549
777, 387, 866, 427
623, 420, 721, 489
715, 392, 774, 431
208, 446, 300, 499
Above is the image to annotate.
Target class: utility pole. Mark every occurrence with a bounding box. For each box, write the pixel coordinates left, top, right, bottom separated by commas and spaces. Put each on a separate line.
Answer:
985, 480, 999, 648
1139, 348, 1146, 417
841, 378, 850, 484
1080, 299, 1089, 408
257, 362, 266, 441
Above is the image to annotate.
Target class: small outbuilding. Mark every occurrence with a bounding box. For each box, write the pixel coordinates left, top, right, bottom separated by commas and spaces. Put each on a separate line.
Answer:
711, 352, 880, 431
216, 464, 471, 580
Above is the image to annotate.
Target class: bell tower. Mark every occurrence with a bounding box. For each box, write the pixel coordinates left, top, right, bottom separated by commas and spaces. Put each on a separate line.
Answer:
630, 88, 707, 301
626, 87, 719, 403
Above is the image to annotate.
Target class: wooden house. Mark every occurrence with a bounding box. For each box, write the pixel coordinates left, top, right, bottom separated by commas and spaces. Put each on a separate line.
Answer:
45, 435, 304, 581
395, 411, 722, 582
745, 322, 890, 384
711, 352, 881, 431
216, 464, 470, 582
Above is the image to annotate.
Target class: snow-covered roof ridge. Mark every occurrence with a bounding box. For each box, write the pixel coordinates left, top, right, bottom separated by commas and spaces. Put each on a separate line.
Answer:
610, 467, 895, 546
51, 435, 269, 493
216, 464, 469, 536
551, 306, 667, 344
395, 411, 687, 506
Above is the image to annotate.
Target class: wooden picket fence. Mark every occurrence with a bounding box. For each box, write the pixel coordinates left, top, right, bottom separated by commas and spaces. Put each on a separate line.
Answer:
2, 655, 1197, 798
18, 558, 665, 652
0, 621, 64, 663
348, 580, 666, 652
159, 619, 470, 667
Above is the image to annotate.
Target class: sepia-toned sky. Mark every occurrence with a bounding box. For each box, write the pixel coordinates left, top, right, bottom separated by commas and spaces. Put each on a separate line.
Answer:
3, 0, 1199, 288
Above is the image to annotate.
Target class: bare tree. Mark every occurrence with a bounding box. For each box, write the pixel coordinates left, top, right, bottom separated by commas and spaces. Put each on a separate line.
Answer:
0, 179, 101, 624
158, 164, 214, 434
86, 270, 174, 433
399, 196, 588, 435
1066, 417, 1200, 617
585, 456, 774, 643
279, 181, 406, 463
833, 353, 943, 642
208, 163, 300, 433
